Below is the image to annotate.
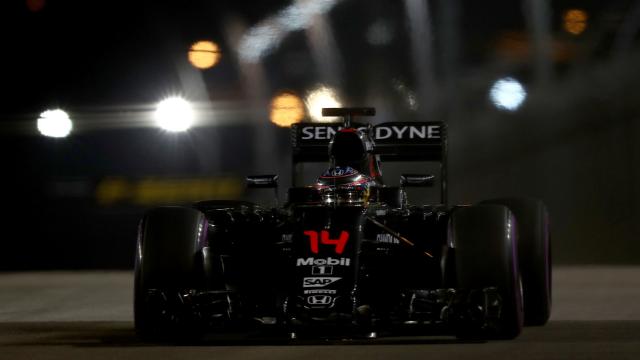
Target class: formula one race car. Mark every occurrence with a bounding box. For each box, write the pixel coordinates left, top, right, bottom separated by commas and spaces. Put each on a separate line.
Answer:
134, 107, 551, 340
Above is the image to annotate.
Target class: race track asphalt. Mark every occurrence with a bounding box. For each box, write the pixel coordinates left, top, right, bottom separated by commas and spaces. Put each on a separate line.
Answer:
0, 266, 639, 360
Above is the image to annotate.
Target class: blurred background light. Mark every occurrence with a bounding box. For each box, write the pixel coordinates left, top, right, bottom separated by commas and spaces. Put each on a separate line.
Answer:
37, 109, 73, 138
489, 77, 527, 111
26, 0, 46, 12
563, 9, 588, 35
366, 19, 394, 46
392, 79, 419, 110
270, 91, 306, 127
154, 97, 194, 132
239, 23, 282, 62
277, 0, 338, 31
305, 86, 342, 122
188, 40, 221, 70
238, 0, 341, 62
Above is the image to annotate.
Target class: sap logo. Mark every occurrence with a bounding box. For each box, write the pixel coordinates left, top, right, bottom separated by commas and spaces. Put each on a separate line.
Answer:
307, 295, 333, 305
303, 277, 341, 288
296, 257, 351, 266
376, 233, 400, 244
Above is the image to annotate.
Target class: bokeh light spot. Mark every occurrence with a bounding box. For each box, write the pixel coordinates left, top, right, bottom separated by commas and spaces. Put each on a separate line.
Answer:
305, 86, 342, 122
154, 97, 194, 132
188, 41, 221, 70
270, 92, 305, 127
37, 109, 73, 138
563, 9, 588, 35
489, 77, 527, 112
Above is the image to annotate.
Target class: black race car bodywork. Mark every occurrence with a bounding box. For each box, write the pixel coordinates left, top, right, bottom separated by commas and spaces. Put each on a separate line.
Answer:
134, 108, 551, 340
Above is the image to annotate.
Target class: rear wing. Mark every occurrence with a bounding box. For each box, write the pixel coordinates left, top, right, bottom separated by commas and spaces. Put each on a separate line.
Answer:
290, 121, 448, 204
291, 122, 446, 162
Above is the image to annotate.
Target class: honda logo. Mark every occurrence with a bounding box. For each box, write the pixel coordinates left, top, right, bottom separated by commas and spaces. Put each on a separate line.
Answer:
307, 295, 333, 305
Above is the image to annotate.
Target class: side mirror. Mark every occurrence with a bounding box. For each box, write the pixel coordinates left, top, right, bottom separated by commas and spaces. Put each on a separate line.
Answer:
400, 174, 435, 187
246, 175, 279, 188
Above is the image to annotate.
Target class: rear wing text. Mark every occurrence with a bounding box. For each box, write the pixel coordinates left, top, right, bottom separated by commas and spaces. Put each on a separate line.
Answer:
291, 122, 447, 163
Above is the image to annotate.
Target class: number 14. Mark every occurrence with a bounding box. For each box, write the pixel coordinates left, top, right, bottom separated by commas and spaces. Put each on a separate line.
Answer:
303, 230, 349, 255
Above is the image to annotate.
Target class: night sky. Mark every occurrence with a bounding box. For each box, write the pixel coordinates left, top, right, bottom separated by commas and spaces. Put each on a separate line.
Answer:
1, 0, 626, 114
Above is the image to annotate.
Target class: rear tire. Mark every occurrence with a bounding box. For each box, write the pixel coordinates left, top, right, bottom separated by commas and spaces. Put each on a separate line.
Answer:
451, 205, 524, 339
482, 198, 551, 326
134, 206, 207, 339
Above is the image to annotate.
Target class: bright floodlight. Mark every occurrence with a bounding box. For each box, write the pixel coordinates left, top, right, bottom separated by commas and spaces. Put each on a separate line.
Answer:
154, 97, 194, 132
37, 109, 73, 138
489, 77, 527, 111
305, 86, 342, 122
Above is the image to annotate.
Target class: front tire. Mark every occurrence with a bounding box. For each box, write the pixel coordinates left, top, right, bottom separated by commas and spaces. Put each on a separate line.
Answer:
134, 206, 207, 339
451, 205, 524, 339
482, 198, 551, 326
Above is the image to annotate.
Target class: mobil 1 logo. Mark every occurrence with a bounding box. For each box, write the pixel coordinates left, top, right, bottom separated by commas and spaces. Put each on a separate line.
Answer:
296, 257, 351, 267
